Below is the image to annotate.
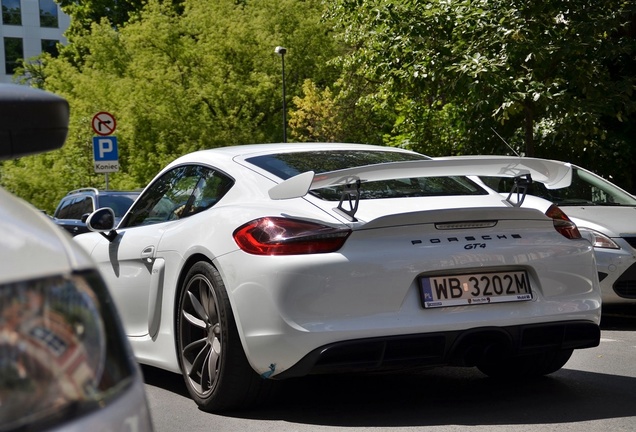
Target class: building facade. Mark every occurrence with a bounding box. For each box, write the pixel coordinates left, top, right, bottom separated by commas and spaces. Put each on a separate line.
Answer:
1, 0, 70, 83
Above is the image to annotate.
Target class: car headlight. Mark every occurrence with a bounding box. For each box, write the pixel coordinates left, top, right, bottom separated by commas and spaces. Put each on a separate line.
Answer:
0, 270, 137, 431
582, 229, 620, 249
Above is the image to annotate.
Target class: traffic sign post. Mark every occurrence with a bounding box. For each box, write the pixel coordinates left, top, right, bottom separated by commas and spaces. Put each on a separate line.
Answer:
91, 112, 119, 189
93, 136, 119, 173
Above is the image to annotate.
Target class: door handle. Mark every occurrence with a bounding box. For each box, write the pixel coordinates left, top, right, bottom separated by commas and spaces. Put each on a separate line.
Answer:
141, 246, 155, 261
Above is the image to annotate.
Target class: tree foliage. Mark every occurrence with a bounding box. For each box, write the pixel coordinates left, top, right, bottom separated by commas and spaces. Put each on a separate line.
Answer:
54, 0, 169, 67
2, 0, 636, 211
57, 0, 153, 32
289, 76, 395, 144
2, 0, 341, 213
325, 0, 636, 189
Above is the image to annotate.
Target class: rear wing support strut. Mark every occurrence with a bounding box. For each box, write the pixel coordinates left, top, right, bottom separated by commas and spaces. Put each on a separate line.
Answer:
506, 174, 532, 207
334, 179, 361, 222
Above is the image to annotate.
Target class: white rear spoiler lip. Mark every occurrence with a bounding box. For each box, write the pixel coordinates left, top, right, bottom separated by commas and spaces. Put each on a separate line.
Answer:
268, 156, 572, 200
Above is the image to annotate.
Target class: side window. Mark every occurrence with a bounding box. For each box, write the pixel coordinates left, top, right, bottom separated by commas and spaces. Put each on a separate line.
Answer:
3, 36, 23, 74
41, 39, 59, 56
181, 170, 233, 218
56, 196, 94, 220
38, 0, 58, 28
123, 165, 233, 228
2, 0, 22, 25
76, 196, 94, 216
54, 197, 73, 219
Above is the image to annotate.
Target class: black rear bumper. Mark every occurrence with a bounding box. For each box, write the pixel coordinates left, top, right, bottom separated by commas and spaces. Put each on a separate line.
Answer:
274, 321, 600, 379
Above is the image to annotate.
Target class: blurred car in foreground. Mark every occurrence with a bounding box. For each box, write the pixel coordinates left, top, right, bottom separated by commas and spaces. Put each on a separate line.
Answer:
76, 143, 601, 412
0, 84, 153, 431
480, 160, 636, 305
53, 188, 140, 236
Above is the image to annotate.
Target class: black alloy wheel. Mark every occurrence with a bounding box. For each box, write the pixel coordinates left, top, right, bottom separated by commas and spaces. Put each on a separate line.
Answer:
176, 261, 273, 412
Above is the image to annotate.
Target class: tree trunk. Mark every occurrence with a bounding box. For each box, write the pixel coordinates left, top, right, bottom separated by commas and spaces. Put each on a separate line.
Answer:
524, 100, 535, 157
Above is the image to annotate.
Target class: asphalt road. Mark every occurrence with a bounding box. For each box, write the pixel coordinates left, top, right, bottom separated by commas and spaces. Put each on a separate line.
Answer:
143, 304, 636, 432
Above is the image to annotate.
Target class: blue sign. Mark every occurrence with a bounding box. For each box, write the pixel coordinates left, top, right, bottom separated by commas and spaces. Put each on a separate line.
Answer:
93, 136, 119, 161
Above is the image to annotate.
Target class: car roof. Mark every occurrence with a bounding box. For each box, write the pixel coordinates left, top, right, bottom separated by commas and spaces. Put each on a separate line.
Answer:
167, 142, 419, 167
65, 188, 141, 196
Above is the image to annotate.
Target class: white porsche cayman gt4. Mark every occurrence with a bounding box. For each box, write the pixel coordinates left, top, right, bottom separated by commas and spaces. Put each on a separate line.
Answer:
75, 143, 601, 412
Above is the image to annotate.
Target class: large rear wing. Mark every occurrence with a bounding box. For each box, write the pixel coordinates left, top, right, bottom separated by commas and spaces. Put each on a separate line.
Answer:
270, 156, 571, 198
268, 156, 571, 220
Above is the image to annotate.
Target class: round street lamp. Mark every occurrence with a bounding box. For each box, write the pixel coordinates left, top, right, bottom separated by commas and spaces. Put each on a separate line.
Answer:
275, 46, 287, 143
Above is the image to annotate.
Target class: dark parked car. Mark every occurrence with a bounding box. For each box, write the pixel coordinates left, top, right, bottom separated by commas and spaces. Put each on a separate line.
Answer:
53, 188, 140, 235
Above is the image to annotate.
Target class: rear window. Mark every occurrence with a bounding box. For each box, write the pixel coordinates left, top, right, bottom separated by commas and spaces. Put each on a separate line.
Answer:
246, 150, 426, 179
247, 150, 488, 199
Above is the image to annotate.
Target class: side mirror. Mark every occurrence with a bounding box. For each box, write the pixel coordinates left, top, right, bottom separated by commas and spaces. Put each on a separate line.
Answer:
0, 84, 69, 160
86, 207, 115, 231
86, 208, 118, 241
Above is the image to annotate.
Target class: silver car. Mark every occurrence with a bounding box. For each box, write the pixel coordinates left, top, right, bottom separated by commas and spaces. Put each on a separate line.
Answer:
0, 84, 154, 431
481, 161, 636, 305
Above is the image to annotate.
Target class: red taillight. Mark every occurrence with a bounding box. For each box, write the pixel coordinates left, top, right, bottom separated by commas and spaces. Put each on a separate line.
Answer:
233, 217, 351, 255
545, 204, 581, 240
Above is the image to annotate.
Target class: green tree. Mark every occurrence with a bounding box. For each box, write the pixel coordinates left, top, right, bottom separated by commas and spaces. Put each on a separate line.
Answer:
2, 0, 342, 213
53, 0, 172, 67
289, 77, 395, 144
57, 0, 152, 31
290, 80, 345, 142
326, 0, 636, 189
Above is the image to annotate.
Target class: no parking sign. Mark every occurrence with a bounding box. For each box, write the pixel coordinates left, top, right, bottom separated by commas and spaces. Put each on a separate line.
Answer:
92, 112, 117, 136
92, 112, 119, 173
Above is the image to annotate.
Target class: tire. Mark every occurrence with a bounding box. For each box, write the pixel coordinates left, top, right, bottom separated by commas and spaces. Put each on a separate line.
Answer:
477, 349, 573, 379
176, 261, 272, 412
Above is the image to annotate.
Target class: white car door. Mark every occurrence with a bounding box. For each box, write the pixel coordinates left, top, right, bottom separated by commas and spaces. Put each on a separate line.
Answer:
81, 164, 232, 338
88, 225, 163, 337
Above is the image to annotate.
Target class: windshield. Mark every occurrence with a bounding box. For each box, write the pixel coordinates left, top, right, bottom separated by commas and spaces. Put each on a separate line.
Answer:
99, 194, 139, 217
481, 167, 636, 207
246, 150, 489, 199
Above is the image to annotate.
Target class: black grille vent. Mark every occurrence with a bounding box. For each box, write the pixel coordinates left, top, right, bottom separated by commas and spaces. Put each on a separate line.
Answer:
623, 237, 636, 249
613, 262, 636, 299
614, 281, 636, 298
